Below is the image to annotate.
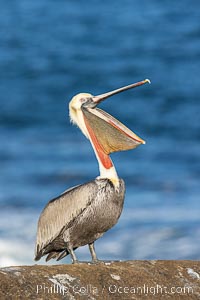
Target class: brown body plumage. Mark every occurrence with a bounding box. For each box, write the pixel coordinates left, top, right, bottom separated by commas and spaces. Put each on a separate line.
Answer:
35, 179, 124, 262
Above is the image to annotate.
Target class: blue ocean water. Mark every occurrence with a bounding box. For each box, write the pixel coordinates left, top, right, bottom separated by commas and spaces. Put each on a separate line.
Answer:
0, 1, 200, 266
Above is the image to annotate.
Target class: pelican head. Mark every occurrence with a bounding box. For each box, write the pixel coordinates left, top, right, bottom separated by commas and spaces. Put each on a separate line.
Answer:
69, 79, 150, 157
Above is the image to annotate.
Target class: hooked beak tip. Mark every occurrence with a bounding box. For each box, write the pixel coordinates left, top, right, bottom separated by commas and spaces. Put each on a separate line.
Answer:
144, 78, 151, 84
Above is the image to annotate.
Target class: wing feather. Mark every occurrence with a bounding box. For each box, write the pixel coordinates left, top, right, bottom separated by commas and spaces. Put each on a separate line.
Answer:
35, 180, 98, 257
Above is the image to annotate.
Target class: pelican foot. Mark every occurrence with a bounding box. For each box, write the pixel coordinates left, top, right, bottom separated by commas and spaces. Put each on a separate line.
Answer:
90, 259, 103, 265
72, 260, 90, 264
72, 259, 79, 264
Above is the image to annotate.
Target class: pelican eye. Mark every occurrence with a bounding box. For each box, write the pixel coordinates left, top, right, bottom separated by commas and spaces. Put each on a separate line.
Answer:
82, 97, 95, 108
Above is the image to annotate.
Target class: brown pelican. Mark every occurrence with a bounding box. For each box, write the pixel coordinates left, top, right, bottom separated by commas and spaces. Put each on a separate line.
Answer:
35, 79, 150, 263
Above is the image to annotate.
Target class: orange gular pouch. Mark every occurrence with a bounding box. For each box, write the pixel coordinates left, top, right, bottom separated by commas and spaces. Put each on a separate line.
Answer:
82, 107, 145, 156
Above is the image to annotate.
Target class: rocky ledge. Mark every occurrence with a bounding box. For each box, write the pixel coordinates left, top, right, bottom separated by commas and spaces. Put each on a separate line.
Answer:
0, 260, 199, 299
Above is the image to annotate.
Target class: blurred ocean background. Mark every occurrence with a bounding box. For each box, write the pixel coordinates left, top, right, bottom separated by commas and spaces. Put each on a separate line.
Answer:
0, 1, 200, 266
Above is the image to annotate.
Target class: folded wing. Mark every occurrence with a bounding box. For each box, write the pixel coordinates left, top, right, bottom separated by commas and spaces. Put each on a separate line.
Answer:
35, 181, 98, 259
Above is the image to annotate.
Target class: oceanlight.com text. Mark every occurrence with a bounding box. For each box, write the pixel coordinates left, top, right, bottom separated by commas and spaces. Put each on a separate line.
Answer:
36, 283, 193, 296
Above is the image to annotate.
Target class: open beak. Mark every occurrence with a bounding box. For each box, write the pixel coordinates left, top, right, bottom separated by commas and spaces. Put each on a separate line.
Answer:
92, 79, 150, 104
82, 79, 150, 155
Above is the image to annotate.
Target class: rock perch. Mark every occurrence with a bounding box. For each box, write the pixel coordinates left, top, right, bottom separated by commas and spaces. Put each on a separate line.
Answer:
0, 260, 199, 299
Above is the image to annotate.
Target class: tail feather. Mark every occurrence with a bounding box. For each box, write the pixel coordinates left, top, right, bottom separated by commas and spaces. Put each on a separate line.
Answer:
56, 250, 68, 261
34, 246, 77, 262
46, 251, 60, 262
